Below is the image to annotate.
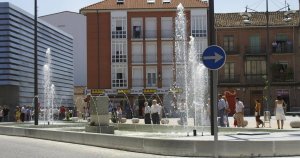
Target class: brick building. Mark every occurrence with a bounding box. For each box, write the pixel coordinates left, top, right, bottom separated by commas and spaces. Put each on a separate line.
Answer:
80, 0, 208, 117
215, 11, 300, 115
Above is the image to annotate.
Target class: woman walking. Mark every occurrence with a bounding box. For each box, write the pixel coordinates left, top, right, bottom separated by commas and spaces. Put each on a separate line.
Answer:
255, 100, 264, 128
274, 96, 286, 129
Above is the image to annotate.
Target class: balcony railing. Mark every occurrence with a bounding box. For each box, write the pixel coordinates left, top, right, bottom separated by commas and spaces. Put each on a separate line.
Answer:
272, 72, 294, 82
245, 74, 266, 84
112, 31, 126, 39
245, 46, 266, 55
272, 44, 293, 54
218, 74, 240, 83
222, 46, 240, 55
132, 79, 143, 87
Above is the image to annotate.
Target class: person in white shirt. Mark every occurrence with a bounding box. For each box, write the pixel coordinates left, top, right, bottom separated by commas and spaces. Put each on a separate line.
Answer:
235, 97, 245, 127
151, 99, 161, 124
144, 102, 151, 124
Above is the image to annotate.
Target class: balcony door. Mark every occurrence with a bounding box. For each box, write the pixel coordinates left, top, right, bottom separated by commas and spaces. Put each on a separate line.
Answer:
249, 35, 260, 53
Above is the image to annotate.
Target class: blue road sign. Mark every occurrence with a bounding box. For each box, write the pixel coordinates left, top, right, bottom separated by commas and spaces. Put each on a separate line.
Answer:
202, 45, 226, 70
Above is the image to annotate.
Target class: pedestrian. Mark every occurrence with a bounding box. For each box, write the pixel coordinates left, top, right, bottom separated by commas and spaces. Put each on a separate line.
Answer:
217, 94, 226, 127
235, 97, 245, 127
178, 99, 187, 125
116, 106, 123, 123
151, 99, 161, 124
20, 106, 26, 122
255, 99, 264, 128
144, 102, 151, 124
15, 106, 21, 122
274, 96, 286, 129
3, 105, 9, 122
0, 106, 3, 122
222, 96, 230, 127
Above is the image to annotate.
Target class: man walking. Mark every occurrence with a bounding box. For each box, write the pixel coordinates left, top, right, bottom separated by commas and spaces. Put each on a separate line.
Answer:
235, 97, 245, 127
217, 94, 226, 127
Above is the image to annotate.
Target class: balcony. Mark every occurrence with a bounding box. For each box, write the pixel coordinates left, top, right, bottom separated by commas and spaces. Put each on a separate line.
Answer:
272, 42, 293, 54
112, 31, 126, 39
272, 72, 294, 82
245, 46, 266, 55
245, 74, 266, 85
222, 46, 240, 55
218, 74, 240, 83
132, 79, 143, 87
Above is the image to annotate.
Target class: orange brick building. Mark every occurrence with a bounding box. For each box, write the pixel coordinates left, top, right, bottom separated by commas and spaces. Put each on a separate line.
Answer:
215, 11, 300, 115
80, 0, 208, 117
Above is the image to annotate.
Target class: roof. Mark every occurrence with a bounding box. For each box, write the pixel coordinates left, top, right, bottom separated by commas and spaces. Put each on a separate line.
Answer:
80, 0, 208, 13
215, 11, 299, 28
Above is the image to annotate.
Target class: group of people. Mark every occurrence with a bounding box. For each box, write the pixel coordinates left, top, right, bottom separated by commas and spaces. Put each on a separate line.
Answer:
144, 99, 163, 124
218, 94, 287, 129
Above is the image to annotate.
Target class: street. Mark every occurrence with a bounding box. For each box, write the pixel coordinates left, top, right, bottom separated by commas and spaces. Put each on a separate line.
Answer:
0, 135, 184, 158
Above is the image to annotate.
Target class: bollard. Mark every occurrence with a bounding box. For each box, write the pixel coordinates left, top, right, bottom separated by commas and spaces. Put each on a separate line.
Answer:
193, 129, 197, 136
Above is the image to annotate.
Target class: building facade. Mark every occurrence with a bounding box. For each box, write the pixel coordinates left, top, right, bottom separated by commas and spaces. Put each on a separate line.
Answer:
0, 3, 74, 119
80, 0, 208, 117
40, 11, 87, 113
215, 11, 300, 115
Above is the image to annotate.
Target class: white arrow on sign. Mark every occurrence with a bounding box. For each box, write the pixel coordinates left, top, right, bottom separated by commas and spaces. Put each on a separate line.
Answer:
203, 52, 223, 63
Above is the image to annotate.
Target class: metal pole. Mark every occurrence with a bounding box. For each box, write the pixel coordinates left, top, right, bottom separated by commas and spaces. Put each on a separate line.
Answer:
208, 0, 218, 157
266, 0, 270, 112
34, 0, 39, 125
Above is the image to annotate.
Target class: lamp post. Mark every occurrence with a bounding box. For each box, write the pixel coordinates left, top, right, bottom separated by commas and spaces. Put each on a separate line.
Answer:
34, 0, 39, 125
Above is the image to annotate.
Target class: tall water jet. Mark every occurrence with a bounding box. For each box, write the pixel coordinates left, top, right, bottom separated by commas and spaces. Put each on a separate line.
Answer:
43, 48, 56, 124
175, 4, 209, 128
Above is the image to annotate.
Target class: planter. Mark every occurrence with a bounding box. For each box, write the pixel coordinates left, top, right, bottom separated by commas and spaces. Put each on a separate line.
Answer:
132, 118, 140, 123
120, 117, 127, 123
161, 118, 169, 124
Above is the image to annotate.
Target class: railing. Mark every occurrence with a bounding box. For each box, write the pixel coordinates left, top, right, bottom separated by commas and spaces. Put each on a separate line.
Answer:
272, 72, 294, 82
132, 79, 143, 87
245, 74, 266, 84
272, 44, 293, 54
245, 46, 266, 55
112, 31, 126, 39
218, 74, 240, 83
112, 79, 127, 87
222, 46, 240, 55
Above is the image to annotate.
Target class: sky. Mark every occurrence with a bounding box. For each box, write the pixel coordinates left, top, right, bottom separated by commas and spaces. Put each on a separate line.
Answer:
0, 0, 299, 16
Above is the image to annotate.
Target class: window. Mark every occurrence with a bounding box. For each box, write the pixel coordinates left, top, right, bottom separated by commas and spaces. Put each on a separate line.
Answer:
146, 67, 157, 87
112, 17, 126, 38
161, 17, 173, 38
147, 73, 157, 87
162, 0, 171, 3
223, 35, 234, 52
161, 41, 173, 63
112, 65, 127, 88
191, 15, 207, 37
132, 18, 143, 39
132, 42, 143, 63
147, 0, 155, 3
145, 17, 157, 38
112, 41, 127, 63
245, 58, 266, 82
273, 34, 292, 53
146, 42, 157, 63
224, 62, 235, 80
248, 35, 260, 53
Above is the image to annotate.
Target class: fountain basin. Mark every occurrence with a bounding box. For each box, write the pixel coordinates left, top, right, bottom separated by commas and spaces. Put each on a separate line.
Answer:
85, 125, 114, 134
131, 118, 139, 124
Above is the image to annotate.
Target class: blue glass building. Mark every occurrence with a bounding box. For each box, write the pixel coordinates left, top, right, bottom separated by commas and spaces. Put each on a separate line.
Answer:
0, 2, 74, 119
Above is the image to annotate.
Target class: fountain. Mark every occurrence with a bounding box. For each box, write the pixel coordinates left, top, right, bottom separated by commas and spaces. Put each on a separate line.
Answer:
43, 48, 56, 125
174, 4, 209, 130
